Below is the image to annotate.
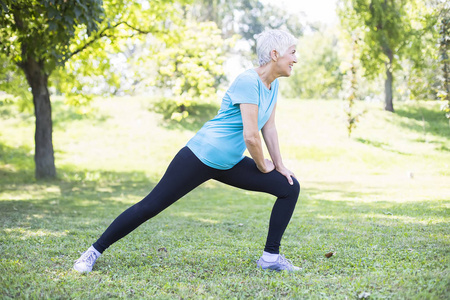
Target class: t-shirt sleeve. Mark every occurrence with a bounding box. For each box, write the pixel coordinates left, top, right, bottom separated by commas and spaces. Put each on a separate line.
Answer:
228, 74, 259, 106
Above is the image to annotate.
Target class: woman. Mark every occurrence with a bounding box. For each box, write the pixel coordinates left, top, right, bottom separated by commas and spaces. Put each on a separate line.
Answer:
74, 29, 300, 272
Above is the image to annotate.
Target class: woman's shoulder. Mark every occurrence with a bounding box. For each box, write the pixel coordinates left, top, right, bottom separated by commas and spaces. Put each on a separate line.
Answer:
233, 69, 259, 85
226, 69, 259, 94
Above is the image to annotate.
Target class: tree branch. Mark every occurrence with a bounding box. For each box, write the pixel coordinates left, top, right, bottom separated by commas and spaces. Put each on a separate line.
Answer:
66, 21, 125, 60
66, 21, 164, 61
122, 21, 157, 34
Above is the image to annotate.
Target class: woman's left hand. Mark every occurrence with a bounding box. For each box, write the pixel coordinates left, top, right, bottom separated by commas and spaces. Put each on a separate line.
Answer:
276, 166, 296, 185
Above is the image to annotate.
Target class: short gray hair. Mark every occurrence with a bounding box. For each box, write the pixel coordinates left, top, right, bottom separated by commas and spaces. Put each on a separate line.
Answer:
256, 29, 298, 66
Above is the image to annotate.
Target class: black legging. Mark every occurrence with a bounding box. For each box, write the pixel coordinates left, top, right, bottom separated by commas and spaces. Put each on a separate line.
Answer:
93, 147, 300, 254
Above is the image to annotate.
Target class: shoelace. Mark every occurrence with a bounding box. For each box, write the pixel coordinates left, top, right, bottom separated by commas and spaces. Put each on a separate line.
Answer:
278, 255, 295, 268
77, 250, 98, 266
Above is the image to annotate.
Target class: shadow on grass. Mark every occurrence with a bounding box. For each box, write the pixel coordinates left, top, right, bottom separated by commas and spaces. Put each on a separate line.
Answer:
0, 141, 156, 230
395, 104, 450, 143
0, 167, 158, 243
0, 167, 155, 206
0, 143, 35, 183
355, 138, 412, 155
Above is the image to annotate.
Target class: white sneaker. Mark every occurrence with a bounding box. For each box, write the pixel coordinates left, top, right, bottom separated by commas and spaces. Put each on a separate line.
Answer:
256, 254, 301, 272
73, 246, 101, 273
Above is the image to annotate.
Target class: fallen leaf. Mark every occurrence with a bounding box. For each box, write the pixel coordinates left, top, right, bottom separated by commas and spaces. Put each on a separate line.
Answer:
325, 252, 334, 258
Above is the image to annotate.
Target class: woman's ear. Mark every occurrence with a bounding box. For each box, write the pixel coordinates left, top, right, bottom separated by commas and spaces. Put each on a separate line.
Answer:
270, 50, 278, 62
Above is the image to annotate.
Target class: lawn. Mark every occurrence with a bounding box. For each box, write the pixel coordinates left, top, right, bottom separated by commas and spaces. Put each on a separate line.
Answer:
0, 95, 449, 299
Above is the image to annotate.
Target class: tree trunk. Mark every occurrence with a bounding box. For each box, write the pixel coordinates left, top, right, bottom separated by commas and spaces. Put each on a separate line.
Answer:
21, 57, 56, 179
384, 65, 394, 112
384, 51, 394, 112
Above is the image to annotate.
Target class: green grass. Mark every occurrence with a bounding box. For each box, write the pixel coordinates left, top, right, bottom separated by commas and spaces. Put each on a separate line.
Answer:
0, 95, 449, 299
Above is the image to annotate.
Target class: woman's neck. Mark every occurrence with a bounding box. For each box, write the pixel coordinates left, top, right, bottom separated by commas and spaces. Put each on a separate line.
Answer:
255, 64, 277, 89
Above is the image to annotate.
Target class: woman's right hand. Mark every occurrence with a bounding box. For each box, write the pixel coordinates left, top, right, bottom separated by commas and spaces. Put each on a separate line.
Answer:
258, 159, 275, 173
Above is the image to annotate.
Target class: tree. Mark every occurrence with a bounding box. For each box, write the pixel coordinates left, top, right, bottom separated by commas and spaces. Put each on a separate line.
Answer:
436, 1, 450, 120
153, 21, 231, 121
0, 0, 186, 179
0, 0, 104, 178
338, 0, 435, 112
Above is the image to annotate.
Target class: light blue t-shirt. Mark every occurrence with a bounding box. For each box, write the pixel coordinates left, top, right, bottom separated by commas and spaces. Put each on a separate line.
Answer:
186, 69, 279, 170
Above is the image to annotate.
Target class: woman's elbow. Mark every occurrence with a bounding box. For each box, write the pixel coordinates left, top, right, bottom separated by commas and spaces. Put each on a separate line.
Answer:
243, 132, 260, 146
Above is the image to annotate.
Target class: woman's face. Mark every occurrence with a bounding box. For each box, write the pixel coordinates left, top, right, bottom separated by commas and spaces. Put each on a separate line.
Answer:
276, 45, 297, 77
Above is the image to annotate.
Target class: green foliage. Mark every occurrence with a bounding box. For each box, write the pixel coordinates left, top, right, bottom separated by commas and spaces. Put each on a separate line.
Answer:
342, 35, 364, 137
153, 21, 232, 120
338, 0, 439, 107
354, 0, 407, 75
395, 56, 440, 101
339, 0, 429, 76
0, 0, 191, 103
437, 11, 450, 119
400, 1, 441, 101
0, 53, 32, 112
51, 0, 190, 102
0, 0, 104, 73
151, 97, 220, 130
0, 0, 104, 112
283, 28, 342, 99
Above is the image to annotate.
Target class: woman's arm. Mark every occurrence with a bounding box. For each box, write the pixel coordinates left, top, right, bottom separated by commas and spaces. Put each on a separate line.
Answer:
240, 103, 275, 173
261, 103, 296, 185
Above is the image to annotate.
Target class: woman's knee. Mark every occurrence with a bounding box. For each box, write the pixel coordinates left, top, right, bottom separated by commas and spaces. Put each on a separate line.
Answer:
278, 177, 300, 200
135, 192, 170, 219
289, 177, 301, 199
293, 177, 301, 193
